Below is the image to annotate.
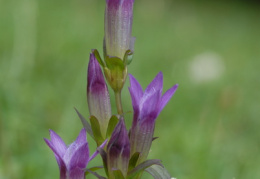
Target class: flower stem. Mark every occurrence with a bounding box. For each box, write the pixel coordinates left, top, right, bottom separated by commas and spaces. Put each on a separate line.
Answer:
115, 91, 124, 115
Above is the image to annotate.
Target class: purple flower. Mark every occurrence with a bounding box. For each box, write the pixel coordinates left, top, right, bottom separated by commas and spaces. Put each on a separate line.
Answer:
104, 0, 135, 59
107, 118, 130, 178
128, 72, 178, 163
87, 52, 111, 138
44, 129, 107, 179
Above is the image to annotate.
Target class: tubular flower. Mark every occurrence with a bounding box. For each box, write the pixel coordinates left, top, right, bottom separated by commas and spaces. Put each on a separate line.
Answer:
87, 52, 112, 138
44, 129, 107, 179
107, 118, 130, 178
128, 72, 178, 163
104, 0, 135, 59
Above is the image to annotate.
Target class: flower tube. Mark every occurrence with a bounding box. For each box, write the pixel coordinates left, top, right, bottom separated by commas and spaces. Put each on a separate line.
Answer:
104, 0, 135, 59
129, 72, 178, 163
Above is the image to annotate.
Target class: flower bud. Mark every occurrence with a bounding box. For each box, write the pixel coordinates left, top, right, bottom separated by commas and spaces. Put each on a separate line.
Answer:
107, 118, 130, 178
104, 0, 135, 59
87, 53, 111, 138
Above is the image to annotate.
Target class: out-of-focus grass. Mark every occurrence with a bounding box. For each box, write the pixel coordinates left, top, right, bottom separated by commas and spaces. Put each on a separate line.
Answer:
1, 0, 260, 178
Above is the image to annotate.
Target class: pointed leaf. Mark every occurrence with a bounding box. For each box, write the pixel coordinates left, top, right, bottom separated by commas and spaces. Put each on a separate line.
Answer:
74, 108, 94, 138
106, 115, 119, 138
85, 166, 104, 176
97, 148, 108, 176
85, 168, 106, 179
152, 137, 159, 141
127, 159, 162, 179
128, 152, 140, 172
113, 169, 125, 179
145, 165, 171, 179
92, 49, 105, 67
90, 115, 105, 146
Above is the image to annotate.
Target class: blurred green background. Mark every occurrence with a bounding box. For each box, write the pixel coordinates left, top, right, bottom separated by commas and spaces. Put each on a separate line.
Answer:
1, 0, 260, 178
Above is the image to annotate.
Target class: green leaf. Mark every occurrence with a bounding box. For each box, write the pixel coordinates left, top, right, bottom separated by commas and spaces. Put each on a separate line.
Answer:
106, 115, 119, 138
127, 159, 162, 179
128, 152, 140, 172
113, 169, 125, 179
85, 166, 103, 176
89, 115, 105, 146
145, 165, 171, 179
92, 49, 105, 67
85, 168, 106, 179
74, 108, 94, 138
97, 148, 108, 176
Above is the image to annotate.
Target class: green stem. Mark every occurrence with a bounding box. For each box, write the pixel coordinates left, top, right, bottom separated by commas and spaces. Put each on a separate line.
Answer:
115, 91, 124, 115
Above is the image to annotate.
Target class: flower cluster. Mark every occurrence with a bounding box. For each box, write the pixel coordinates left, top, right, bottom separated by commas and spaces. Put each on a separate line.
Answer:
44, 0, 178, 179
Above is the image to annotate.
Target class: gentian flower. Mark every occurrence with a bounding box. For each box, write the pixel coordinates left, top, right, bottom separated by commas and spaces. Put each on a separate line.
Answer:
107, 118, 130, 178
104, 0, 135, 59
87, 52, 111, 138
44, 129, 107, 179
128, 72, 178, 163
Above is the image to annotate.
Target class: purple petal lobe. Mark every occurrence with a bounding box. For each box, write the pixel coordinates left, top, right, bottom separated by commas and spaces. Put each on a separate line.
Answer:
44, 138, 67, 176
68, 143, 90, 171
75, 129, 87, 146
49, 130, 67, 157
159, 84, 178, 113
144, 72, 163, 95
140, 90, 161, 122
128, 74, 143, 112
89, 139, 108, 162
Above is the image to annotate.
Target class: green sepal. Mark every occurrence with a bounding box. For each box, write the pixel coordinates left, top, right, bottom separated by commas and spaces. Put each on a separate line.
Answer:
145, 165, 171, 179
104, 56, 127, 92
92, 49, 105, 67
74, 108, 94, 139
128, 152, 140, 172
123, 49, 134, 66
89, 115, 105, 146
127, 159, 162, 179
85, 168, 106, 179
97, 148, 108, 177
85, 166, 103, 176
106, 115, 119, 138
105, 56, 125, 70
113, 169, 125, 179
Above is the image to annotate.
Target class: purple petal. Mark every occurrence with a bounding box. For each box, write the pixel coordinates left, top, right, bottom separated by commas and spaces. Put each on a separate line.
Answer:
89, 139, 108, 162
49, 130, 67, 157
140, 90, 161, 122
144, 72, 163, 96
68, 143, 90, 171
75, 129, 86, 146
44, 138, 66, 173
87, 53, 106, 92
68, 167, 85, 179
159, 84, 178, 113
129, 74, 143, 101
128, 74, 143, 114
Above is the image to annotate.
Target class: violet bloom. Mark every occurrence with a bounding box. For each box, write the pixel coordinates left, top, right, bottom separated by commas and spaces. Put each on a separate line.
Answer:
87, 52, 111, 138
128, 72, 178, 163
44, 129, 107, 179
107, 118, 130, 178
104, 0, 135, 59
